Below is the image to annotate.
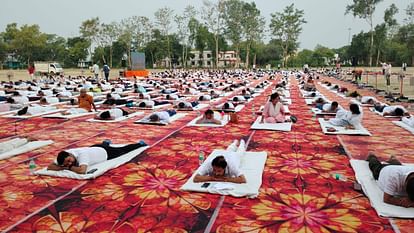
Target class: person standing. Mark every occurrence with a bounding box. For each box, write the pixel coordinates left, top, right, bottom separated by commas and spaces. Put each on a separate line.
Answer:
402, 62, 407, 72
103, 63, 110, 82
384, 62, 392, 93
28, 64, 35, 80
92, 63, 100, 79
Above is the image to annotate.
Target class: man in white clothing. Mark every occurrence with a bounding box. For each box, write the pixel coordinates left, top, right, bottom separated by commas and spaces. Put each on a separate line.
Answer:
96, 108, 128, 120
194, 140, 246, 184
92, 63, 100, 79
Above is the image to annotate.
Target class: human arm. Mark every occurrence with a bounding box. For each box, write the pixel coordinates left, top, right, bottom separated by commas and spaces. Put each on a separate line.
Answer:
47, 163, 66, 171
223, 175, 246, 184
383, 192, 414, 208
69, 164, 87, 174
91, 102, 97, 111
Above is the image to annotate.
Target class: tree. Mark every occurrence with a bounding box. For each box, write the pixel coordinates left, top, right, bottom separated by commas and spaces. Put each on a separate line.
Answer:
10, 24, 48, 65
65, 37, 90, 67
406, 2, 414, 24
222, 0, 244, 67
270, 4, 306, 67
348, 31, 371, 65
154, 7, 174, 68
99, 22, 120, 67
79, 17, 100, 61
202, 0, 224, 68
241, 1, 265, 68
346, 0, 383, 67
175, 5, 197, 68
0, 35, 6, 69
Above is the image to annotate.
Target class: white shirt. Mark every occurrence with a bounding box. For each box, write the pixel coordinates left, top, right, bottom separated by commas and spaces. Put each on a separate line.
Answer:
44, 97, 59, 104
27, 105, 56, 115
98, 108, 123, 119
199, 95, 211, 101
233, 96, 246, 102
178, 101, 192, 108
58, 91, 72, 97
139, 100, 154, 107
66, 147, 108, 167
13, 96, 29, 105
198, 152, 242, 178
383, 105, 406, 115
361, 96, 376, 104
378, 165, 414, 197
154, 111, 170, 122
93, 64, 100, 74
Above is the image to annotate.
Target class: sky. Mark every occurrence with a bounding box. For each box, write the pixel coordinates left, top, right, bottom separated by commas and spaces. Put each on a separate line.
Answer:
0, 0, 410, 50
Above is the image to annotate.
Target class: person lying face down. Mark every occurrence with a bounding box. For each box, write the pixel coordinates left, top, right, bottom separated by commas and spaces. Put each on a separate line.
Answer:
96, 108, 128, 120
47, 141, 147, 174
193, 140, 246, 184
222, 102, 235, 111
359, 96, 378, 105
177, 101, 199, 109
374, 103, 410, 117
232, 96, 246, 102
198, 95, 212, 101
39, 96, 59, 105
148, 109, 177, 123
366, 153, 414, 208
322, 101, 340, 113
137, 100, 169, 108
313, 97, 328, 110
16, 105, 57, 116
196, 109, 222, 125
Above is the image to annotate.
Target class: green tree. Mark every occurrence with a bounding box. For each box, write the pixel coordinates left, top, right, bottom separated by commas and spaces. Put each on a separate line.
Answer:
348, 31, 371, 65
222, 0, 244, 67
270, 4, 306, 68
241, 1, 265, 68
65, 37, 90, 67
155, 7, 174, 68
406, 2, 414, 24
175, 5, 197, 68
11, 24, 48, 65
202, 0, 225, 68
79, 17, 100, 61
346, 0, 383, 67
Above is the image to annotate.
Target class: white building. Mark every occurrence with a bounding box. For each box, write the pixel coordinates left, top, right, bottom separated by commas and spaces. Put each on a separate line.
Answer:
186, 50, 241, 68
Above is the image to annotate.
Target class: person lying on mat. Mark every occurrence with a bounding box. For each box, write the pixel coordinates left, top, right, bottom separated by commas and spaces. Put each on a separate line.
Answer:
221, 102, 235, 112
148, 109, 177, 123
322, 101, 341, 113
78, 88, 97, 112
241, 89, 251, 99
401, 116, 414, 127
0, 137, 35, 154
194, 140, 246, 184
177, 101, 199, 109
62, 107, 89, 115
328, 103, 362, 129
262, 93, 289, 123
313, 97, 328, 110
198, 95, 211, 101
39, 96, 60, 105
137, 100, 169, 108
95, 108, 128, 120
366, 153, 414, 208
47, 141, 148, 174
358, 96, 378, 105
232, 96, 246, 102
196, 109, 222, 125
138, 93, 150, 100
16, 105, 57, 116
373, 103, 409, 117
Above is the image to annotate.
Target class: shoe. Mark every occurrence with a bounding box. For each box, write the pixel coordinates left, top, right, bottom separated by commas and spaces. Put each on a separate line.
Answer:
290, 115, 298, 123
137, 140, 147, 147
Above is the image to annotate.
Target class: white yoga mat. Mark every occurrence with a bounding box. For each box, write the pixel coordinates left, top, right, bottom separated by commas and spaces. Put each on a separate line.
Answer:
318, 118, 371, 136
35, 146, 149, 179
2, 109, 65, 119
87, 111, 144, 123
250, 116, 292, 131
0, 140, 54, 160
350, 159, 414, 218
43, 112, 96, 119
180, 149, 267, 198
393, 121, 414, 135
135, 113, 187, 125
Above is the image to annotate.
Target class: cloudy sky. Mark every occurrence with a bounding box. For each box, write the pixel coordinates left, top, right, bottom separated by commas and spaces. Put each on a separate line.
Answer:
0, 0, 410, 50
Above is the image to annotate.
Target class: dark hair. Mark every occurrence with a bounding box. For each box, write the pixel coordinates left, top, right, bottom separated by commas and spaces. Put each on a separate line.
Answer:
270, 93, 279, 101
331, 101, 339, 107
57, 151, 71, 165
395, 107, 404, 116
205, 109, 214, 115
310, 92, 316, 97
149, 114, 159, 122
6, 97, 14, 103
166, 94, 171, 99
178, 102, 185, 108
350, 103, 360, 115
199, 96, 204, 101
407, 176, 414, 201
212, 156, 227, 169
232, 96, 239, 101
224, 103, 230, 109
100, 111, 111, 119
138, 102, 146, 107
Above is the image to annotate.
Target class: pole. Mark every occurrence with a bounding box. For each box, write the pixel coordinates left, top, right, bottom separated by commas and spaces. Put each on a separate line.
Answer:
348, 28, 351, 45
375, 73, 378, 90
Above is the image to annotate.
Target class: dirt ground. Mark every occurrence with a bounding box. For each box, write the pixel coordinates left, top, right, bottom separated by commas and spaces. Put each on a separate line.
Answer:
1, 67, 413, 97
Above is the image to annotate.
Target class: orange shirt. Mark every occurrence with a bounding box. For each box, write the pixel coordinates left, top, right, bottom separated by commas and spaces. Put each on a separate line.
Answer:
78, 94, 94, 111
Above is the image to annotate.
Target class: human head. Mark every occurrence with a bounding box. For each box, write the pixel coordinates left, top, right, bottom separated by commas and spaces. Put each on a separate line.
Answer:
149, 113, 159, 122
349, 103, 360, 115
331, 101, 339, 110
223, 102, 230, 109
178, 102, 185, 108
138, 102, 146, 108
40, 97, 47, 104
211, 156, 227, 177
205, 109, 214, 119
80, 88, 87, 97
270, 93, 280, 104
394, 107, 404, 116
100, 111, 111, 119
57, 151, 76, 167
406, 173, 414, 201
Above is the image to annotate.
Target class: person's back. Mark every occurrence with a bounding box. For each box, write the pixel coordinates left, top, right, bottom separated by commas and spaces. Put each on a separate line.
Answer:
378, 165, 414, 197
78, 93, 94, 111
66, 147, 108, 167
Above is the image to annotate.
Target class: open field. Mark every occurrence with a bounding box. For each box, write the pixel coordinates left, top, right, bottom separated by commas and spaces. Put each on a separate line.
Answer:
1, 67, 414, 96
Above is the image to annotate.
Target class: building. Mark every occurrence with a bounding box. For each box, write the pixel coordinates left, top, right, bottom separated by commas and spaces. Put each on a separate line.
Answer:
186, 50, 241, 68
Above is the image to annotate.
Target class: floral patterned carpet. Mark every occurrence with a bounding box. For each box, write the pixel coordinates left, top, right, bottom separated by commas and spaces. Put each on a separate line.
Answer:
0, 76, 412, 232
